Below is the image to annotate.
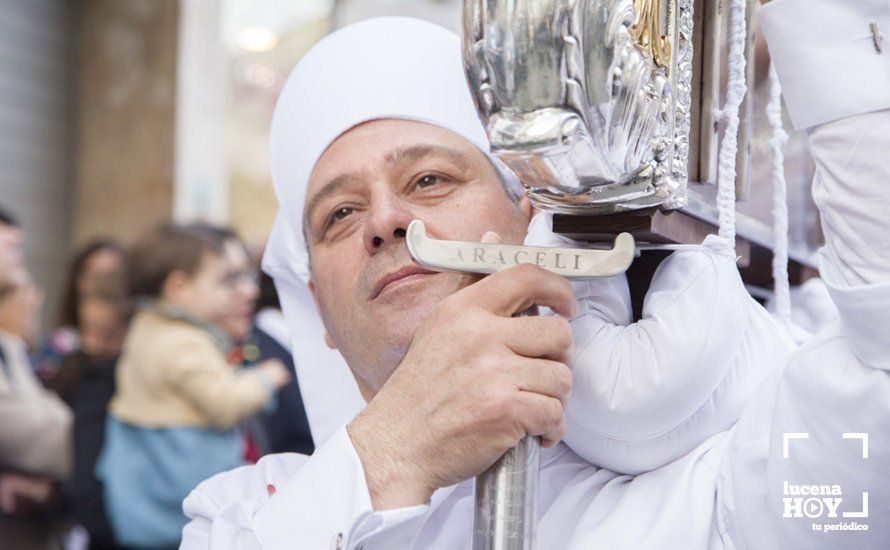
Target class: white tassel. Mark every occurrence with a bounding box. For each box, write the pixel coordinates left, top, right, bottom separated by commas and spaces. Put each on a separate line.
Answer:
766, 63, 792, 327
715, 0, 748, 251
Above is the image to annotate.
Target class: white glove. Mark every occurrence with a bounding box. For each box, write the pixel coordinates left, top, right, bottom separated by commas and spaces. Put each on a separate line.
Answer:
525, 212, 796, 474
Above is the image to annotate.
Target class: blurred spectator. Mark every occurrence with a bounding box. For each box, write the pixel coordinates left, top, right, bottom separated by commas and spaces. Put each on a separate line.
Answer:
203, 229, 313, 462
46, 279, 131, 550
203, 227, 258, 349
248, 272, 314, 456
0, 279, 44, 349
0, 208, 28, 295
96, 222, 289, 549
197, 227, 272, 462
0, 208, 73, 550
35, 241, 125, 383
205, 231, 312, 459
61, 241, 125, 327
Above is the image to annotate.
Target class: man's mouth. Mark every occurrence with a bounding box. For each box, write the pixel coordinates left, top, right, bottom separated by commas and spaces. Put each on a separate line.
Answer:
370, 265, 438, 299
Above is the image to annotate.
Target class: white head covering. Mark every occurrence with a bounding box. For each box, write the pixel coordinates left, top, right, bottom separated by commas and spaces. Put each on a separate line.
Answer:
262, 17, 521, 444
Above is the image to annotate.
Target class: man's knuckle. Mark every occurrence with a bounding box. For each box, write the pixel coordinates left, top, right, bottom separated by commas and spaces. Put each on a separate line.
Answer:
483, 389, 512, 421
553, 318, 573, 348
539, 318, 572, 355
513, 263, 537, 277
556, 365, 573, 395
554, 417, 568, 439
512, 263, 542, 285
546, 398, 564, 424
477, 353, 502, 376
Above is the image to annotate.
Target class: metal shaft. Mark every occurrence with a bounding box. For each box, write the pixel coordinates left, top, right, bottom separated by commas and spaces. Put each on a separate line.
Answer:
474, 306, 539, 550
473, 434, 540, 550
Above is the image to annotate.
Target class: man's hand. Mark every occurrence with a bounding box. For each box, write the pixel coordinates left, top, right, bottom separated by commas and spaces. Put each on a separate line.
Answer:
347, 263, 577, 510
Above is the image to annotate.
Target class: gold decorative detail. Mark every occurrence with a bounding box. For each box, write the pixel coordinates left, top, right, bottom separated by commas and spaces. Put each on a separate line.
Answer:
630, 0, 672, 68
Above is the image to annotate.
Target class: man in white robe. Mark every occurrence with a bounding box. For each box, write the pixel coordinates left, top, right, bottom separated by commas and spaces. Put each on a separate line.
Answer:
182, 1, 890, 548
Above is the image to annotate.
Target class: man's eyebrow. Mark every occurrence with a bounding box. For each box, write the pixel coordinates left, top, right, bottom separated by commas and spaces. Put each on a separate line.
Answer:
304, 145, 473, 231
304, 173, 359, 230
384, 144, 471, 171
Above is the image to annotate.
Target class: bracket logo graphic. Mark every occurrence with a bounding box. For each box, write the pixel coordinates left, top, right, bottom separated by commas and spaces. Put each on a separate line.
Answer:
781, 432, 870, 532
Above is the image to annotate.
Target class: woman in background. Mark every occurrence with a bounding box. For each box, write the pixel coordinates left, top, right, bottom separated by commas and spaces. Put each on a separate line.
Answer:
35, 241, 125, 383
46, 278, 130, 550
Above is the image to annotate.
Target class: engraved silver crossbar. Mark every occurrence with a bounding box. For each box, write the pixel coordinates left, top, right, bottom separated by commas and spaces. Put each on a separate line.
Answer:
406, 220, 635, 279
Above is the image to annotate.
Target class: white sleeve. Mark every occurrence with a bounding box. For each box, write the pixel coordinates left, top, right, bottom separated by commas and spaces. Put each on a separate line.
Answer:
525, 213, 794, 475
718, 111, 890, 549
567, 237, 792, 475
758, 0, 890, 131
716, 4, 890, 547
181, 426, 429, 549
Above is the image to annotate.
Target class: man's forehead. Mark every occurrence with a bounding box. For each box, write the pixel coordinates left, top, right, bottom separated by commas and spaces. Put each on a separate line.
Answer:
304, 119, 486, 210
315, 119, 480, 173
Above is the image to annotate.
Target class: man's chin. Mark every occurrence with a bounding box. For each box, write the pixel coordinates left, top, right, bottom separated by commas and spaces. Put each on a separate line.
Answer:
378, 299, 437, 338
368, 289, 445, 354
373, 274, 455, 321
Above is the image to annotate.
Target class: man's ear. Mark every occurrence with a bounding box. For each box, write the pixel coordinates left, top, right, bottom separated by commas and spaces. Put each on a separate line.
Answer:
308, 279, 337, 351
518, 196, 535, 222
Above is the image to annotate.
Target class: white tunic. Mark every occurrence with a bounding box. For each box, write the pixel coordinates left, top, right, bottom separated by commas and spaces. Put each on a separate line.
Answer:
182, 428, 733, 549
182, 2, 890, 548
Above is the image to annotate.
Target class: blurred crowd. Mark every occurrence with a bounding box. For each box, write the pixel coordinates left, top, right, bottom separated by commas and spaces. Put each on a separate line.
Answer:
0, 207, 315, 550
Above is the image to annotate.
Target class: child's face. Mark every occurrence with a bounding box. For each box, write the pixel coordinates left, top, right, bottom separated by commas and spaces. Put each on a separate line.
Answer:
79, 298, 125, 360
214, 240, 259, 342
166, 242, 257, 335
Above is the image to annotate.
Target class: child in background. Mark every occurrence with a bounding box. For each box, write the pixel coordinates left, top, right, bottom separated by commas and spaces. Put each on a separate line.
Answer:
96, 223, 290, 549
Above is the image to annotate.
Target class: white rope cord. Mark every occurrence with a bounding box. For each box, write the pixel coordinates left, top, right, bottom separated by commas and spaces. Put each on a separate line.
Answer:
715, 0, 749, 251
766, 62, 792, 326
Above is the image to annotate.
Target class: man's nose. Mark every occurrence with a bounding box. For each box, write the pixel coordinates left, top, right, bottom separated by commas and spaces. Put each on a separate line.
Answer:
362, 193, 413, 255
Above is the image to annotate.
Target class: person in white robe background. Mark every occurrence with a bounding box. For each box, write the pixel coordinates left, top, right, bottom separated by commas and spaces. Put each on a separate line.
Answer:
182, 1, 890, 548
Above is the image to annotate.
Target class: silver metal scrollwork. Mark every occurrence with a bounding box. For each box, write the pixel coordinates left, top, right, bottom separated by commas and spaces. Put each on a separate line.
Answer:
462, 0, 694, 214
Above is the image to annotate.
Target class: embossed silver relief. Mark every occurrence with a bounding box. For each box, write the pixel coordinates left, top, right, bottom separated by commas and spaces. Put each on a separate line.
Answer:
462, 0, 693, 214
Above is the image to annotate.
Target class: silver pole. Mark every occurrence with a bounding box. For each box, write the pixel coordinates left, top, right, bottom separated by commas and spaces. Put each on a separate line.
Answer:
474, 306, 539, 550
473, 434, 540, 550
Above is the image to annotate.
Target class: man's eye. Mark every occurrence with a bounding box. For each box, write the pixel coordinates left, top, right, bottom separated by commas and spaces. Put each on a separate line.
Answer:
330, 207, 354, 222
322, 206, 355, 233
416, 175, 440, 189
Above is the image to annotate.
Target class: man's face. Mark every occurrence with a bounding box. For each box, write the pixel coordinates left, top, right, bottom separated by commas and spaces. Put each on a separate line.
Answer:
305, 119, 531, 394
0, 222, 26, 293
